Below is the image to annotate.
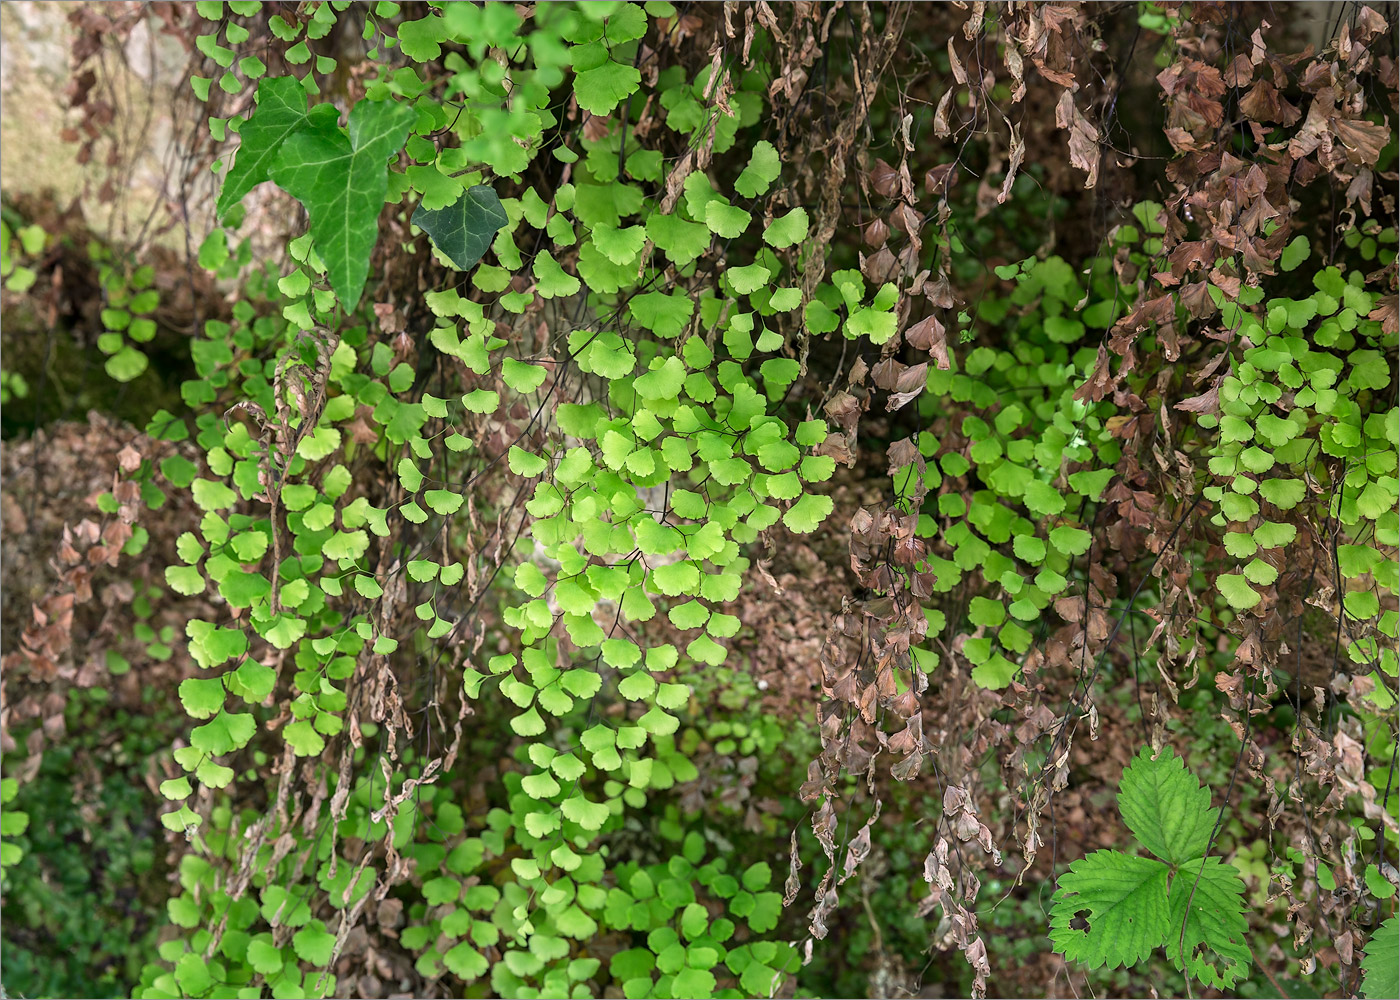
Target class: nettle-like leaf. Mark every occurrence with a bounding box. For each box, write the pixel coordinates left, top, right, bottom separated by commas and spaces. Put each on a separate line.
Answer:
1362, 916, 1400, 1000
1165, 858, 1251, 988
414, 185, 508, 271
269, 96, 417, 309
1116, 747, 1215, 865
1050, 746, 1249, 989
1050, 851, 1170, 970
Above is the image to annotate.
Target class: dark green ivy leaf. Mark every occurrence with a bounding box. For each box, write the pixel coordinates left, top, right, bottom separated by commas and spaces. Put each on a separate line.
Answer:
269, 97, 418, 310
413, 185, 508, 272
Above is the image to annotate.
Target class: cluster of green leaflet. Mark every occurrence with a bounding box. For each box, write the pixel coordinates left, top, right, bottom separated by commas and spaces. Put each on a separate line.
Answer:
101, 1, 1396, 998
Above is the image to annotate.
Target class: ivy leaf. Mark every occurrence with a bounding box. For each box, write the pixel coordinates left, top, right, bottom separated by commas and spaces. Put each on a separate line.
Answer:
1117, 747, 1215, 865
269, 97, 417, 310
413, 185, 508, 272
1164, 857, 1251, 989
1362, 917, 1399, 1000
1049, 851, 1170, 970
216, 76, 339, 220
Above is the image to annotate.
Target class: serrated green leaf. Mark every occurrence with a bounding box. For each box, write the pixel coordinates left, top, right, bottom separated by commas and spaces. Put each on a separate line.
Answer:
1050, 851, 1170, 971
1117, 747, 1215, 865
1165, 857, 1251, 989
1362, 916, 1399, 999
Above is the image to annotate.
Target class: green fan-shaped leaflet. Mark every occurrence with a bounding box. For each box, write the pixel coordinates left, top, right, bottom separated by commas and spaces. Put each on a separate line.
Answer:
1117, 746, 1216, 865
269, 98, 417, 310
414, 185, 508, 272
1049, 851, 1170, 970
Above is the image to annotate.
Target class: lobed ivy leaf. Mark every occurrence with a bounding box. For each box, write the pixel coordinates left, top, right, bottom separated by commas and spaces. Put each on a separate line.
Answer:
216, 76, 339, 220
269, 97, 417, 310
414, 185, 507, 272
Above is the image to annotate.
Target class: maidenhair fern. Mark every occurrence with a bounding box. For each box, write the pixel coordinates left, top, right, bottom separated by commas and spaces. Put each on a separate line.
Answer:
59, 3, 1387, 998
